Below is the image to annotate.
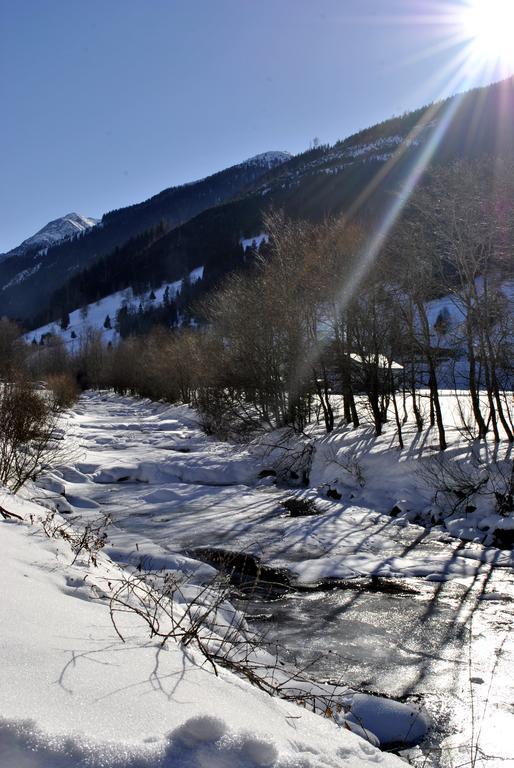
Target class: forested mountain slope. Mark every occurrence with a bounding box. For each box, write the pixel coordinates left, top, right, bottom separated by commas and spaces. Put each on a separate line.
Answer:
0, 153, 290, 321
7, 76, 514, 330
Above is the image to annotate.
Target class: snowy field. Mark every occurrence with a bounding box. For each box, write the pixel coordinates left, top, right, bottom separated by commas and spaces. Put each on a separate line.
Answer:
2, 391, 514, 766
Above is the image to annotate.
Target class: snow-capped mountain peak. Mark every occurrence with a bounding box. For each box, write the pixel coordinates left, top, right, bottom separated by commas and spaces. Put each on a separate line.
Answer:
241, 151, 292, 169
2, 212, 98, 261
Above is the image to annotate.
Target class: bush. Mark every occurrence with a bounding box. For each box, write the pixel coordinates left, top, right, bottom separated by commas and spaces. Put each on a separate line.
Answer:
46, 373, 79, 409
0, 379, 65, 492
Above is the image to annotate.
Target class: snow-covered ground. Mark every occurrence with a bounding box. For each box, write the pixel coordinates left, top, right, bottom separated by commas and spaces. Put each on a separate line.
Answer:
1, 498, 406, 768
35, 392, 513, 584
3, 390, 514, 766
25, 267, 204, 347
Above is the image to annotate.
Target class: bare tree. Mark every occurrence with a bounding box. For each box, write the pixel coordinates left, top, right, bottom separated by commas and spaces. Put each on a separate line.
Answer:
411, 159, 514, 441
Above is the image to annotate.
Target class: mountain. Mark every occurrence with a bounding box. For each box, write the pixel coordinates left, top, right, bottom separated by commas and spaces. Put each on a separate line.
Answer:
0, 213, 98, 263
0, 152, 290, 322
6, 77, 514, 331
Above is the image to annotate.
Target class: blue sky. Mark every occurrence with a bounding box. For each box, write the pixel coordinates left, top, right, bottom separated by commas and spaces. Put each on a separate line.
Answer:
0, 0, 507, 251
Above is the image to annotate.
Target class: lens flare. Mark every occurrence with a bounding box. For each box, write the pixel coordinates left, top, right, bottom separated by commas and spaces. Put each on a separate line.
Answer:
462, 0, 514, 72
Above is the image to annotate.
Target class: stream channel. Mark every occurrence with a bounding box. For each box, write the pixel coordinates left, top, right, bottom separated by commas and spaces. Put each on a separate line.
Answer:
38, 393, 514, 768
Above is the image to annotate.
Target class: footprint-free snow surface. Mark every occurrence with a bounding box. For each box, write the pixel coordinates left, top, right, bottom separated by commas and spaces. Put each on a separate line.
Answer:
6, 391, 514, 767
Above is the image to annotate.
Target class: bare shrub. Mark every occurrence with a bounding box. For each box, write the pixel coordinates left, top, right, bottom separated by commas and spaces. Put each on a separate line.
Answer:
0, 379, 68, 492
46, 373, 79, 409
109, 571, 247, 676
0, 505, 23, 521
32, 335, 70, 379
107, 566, 354, 718
422, 452, 514, 520
256, 429, 315, 484
75, 329, 106, 390
489, 459, 514, 517
322, 442, 365, 487
421, 454, 489, 516
41, 510, 111, 566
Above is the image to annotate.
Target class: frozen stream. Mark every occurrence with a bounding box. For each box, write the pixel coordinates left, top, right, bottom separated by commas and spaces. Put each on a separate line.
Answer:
34, 392, 514, 767
241, 569, 514, 767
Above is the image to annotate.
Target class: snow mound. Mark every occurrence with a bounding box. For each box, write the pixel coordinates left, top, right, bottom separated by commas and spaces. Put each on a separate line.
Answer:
0, 713, 399, 767
349, 694, 429, 747
0, 716, 278, 768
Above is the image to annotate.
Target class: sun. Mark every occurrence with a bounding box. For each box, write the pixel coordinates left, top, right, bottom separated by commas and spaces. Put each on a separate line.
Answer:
461, 0, 514, 71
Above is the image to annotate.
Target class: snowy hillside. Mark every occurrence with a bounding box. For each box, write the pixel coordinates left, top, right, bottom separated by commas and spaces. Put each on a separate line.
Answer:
1, 212, 98, 261
255, 124, 438, 193
0, 150, 292, 323
26, 266, 204, 346
425, 278, 514, 333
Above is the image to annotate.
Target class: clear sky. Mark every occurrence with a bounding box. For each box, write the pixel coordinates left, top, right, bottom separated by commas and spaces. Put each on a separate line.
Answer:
0, 0, 510, 252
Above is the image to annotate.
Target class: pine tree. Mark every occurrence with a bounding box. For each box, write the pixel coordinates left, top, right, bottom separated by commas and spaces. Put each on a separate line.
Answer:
104, 314, 112, 329
60, 311, 70, 331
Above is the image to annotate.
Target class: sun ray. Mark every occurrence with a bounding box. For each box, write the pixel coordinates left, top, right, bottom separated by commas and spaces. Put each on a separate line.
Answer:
333, 55, 487, 310
290, 3, 504, 390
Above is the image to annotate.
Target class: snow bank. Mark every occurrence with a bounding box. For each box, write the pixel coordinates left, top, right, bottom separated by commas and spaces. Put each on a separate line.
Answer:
0, 712, 402, 767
